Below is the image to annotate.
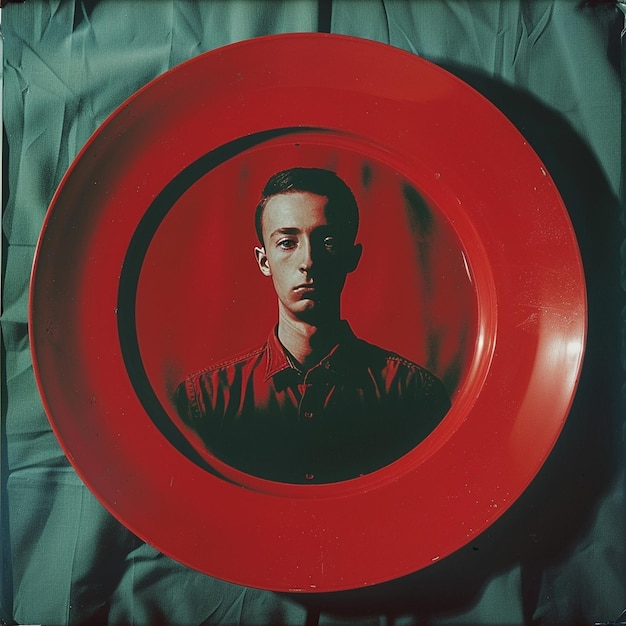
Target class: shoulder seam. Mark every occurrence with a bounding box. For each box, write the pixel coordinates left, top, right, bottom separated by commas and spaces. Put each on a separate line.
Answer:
384, 353, 430, 372
184, 344, 266, 379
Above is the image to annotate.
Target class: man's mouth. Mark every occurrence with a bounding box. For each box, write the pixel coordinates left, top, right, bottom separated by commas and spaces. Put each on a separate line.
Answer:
294, 283, 315, 294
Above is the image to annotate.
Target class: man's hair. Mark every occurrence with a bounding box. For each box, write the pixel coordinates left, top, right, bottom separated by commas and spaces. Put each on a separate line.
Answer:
255, 168, 359, 245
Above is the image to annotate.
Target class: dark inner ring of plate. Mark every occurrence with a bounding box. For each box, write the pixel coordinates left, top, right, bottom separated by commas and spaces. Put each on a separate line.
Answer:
117, 126, 334, 479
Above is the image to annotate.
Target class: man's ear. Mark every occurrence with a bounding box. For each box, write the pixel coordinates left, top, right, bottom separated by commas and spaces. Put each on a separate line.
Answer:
254, 246, 272, 276
346, 242, 362, 273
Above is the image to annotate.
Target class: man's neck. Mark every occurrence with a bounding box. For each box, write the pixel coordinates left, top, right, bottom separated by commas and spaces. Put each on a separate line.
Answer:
277, 309, 342, 371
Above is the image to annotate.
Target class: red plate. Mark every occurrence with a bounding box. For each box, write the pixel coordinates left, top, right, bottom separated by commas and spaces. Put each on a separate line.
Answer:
29, 34, 586, 592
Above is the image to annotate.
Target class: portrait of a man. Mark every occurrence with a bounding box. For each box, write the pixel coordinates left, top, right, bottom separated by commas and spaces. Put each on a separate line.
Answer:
174, 167, 450, 483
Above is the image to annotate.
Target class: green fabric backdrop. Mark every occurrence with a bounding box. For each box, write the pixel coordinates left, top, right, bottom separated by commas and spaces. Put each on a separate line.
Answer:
1, 1, 623, 624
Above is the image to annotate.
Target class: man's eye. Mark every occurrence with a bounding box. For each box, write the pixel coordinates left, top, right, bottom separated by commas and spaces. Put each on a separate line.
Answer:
323, 237, 336, 251
277, 239, 296, 249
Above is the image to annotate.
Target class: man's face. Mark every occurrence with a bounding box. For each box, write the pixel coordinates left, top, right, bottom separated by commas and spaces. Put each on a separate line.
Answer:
254, 191, 361, 323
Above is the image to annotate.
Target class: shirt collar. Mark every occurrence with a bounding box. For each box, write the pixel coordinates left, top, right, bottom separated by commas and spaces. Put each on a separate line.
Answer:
264, 326, 292, 381
263, 321, 359, 382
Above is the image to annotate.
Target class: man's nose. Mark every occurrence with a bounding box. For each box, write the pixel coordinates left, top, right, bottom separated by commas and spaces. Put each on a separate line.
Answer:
298, 239, 314, 273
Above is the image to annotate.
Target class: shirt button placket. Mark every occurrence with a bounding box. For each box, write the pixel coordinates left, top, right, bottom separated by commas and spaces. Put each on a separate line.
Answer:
300, 371, 326, 482
300, 385, 316, 479
299, 375, 318, 421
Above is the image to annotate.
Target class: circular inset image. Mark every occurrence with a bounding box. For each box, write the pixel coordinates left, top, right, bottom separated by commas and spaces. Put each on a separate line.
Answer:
30, 34, 586, 592
125, 131, 478, 487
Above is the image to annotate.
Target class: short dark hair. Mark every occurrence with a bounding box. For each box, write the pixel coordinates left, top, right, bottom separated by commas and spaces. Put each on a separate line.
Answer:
255, 168, 359, 245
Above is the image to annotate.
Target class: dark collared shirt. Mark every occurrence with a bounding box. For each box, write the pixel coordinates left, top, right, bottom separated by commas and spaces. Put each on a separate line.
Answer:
174, 323, 450, 484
